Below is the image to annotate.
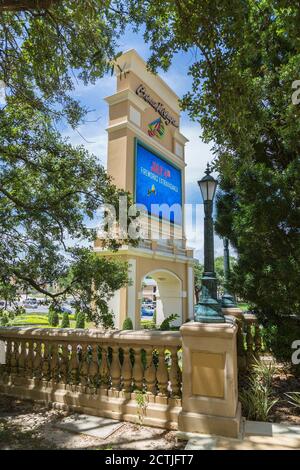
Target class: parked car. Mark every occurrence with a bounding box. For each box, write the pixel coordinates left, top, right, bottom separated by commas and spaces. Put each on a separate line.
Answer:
61, 305, 72, 314
23, 301, 38, 309
141, 307, 154, 317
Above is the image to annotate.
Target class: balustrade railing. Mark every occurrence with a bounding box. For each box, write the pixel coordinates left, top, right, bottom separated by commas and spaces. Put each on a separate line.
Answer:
0, 328, 182, 399
237, 313, 262, 368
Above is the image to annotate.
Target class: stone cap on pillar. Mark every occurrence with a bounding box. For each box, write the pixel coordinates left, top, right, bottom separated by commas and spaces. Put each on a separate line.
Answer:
180, 320, 237, 339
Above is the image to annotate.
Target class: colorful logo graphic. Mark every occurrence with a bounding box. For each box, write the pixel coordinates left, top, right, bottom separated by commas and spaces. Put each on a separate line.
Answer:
147, 184, 156, 196
148, 117, 165, 139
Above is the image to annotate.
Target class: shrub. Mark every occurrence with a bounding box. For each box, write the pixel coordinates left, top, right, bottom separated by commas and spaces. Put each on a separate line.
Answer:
285, 392, 300, 409
74, 308, 79, 321
61, 312, 70, 328
75, 311, 85, 329
122, 317, 133, 330
260, 319, 300, 365
14, 306, 26, 316
141, 319, 155, 330
159, 314, 179, 331
239, 357, 278, 421
152, 309, 157, 325
48, 305, 60, 327
0, 311, 10, 326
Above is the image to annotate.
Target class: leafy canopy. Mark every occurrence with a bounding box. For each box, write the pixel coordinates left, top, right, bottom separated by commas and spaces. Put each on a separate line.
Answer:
0, 1, 136, 326
126, 0, 300, 322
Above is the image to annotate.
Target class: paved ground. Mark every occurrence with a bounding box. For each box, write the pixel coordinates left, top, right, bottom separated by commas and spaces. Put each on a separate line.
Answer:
181, 420, 300, 450
0, 395, 183, 450
1, 395, 300, 450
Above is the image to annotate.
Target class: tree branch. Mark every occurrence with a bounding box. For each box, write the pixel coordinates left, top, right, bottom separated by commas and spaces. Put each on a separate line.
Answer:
0, 0, 59, 11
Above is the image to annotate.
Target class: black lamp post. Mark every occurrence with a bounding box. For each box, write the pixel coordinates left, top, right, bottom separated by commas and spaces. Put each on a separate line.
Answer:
198, 163, 218, 299
194, 163, 225, 323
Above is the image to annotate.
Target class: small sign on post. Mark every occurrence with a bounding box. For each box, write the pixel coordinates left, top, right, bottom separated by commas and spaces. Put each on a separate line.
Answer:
0, 340, 6, 364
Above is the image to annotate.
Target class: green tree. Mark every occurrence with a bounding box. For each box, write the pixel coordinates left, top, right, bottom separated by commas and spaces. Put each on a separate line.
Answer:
61, 311, 70, 328
0, 2, 136, 326
122, 317, 133, 330
194, 257, 236, 301
126, 1, 300, 325
75, 310, 85, 329
48, 304, 59, 327
194, 262, 203, 303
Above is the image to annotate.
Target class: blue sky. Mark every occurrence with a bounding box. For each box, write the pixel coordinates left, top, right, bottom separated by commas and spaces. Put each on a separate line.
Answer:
63, 27, 224, 262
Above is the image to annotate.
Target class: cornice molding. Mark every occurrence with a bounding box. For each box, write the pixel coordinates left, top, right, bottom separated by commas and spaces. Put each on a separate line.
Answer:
105, 88, 148, 112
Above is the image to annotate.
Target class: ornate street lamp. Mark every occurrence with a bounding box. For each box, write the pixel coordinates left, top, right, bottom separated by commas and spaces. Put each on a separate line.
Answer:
194, 163, 225, 323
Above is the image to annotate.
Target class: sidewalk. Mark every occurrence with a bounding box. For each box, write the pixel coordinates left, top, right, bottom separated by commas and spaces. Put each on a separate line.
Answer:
180, 421, 300, 450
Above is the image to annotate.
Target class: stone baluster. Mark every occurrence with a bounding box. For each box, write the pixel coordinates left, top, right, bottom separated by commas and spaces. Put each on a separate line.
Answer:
246, 322, 254, 364
42, 341, 50, 381
237, 318, 246, 356
132, 346, 144, 391
156, 347, 168, 396
18, 340, 26, 377
33, 341, 42, 379
254, 323, 261, 356
70, 343, 79, 385
110, 345, 121, 390
50, 342, 59, 382
25, 340, 34, 378
60, 343, 69, 384
79, 344, 89, 388
144, 346, 156, 395
10, 339, 18, 374
169, 347, 181, 397
99, 346, 109, 388
89, 344, 99, 390
121, 346, 132, 392
5, 339, 12, 375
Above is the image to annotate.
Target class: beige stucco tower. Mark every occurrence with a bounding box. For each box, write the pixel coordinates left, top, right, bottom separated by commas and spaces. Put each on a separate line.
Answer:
94, 49, 195, 329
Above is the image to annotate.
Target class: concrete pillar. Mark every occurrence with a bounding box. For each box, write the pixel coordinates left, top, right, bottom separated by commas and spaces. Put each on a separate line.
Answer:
178, 321, 241, 438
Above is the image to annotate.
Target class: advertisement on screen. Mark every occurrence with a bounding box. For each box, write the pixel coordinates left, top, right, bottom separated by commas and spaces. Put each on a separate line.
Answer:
135, 142, 182, 224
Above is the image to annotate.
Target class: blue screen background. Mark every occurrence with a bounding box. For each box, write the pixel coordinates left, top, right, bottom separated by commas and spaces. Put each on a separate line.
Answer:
135, 142, 182, 224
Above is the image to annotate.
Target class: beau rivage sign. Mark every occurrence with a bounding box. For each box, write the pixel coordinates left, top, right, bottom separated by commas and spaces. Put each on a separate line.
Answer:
136, 84, 179, 128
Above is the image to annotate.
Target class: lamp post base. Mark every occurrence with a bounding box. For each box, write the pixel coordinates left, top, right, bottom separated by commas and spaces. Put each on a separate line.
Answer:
194, 285, 225, 323
221, 293, 237, 309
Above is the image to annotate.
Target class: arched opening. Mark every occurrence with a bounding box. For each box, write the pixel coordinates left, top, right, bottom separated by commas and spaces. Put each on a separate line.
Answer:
140, 270, 182, 327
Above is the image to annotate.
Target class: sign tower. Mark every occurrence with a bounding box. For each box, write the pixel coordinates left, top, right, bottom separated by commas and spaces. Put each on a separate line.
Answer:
94, 50, 195, 328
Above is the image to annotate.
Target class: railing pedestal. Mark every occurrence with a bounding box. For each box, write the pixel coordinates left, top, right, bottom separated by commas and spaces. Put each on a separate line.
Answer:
178, 321, 241, 438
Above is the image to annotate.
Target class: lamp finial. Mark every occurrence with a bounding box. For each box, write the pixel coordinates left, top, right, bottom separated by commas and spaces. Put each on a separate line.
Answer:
205, 162, 211, 176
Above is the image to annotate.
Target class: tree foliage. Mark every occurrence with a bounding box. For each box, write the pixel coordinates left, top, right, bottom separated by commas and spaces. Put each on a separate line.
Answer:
0, 1, 136, 324
126, 0, 300, 322
194, 256, 236, 302
61, 311, 70, 328
75, 310, 85, 329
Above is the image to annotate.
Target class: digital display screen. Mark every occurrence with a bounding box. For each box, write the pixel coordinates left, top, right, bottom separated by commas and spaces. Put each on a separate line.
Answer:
135, 142, 182, 224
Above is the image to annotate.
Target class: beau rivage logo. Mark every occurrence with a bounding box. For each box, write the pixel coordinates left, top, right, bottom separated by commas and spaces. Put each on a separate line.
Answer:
136, 84, 179, 128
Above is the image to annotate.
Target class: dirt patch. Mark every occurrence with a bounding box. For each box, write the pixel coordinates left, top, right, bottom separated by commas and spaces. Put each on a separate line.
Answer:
270, 363, 300, 425
0, 395, 184, 450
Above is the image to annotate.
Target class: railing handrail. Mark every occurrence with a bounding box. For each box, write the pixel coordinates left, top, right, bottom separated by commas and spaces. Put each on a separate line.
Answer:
0, 326, 182, 347
242, 313, 258, 323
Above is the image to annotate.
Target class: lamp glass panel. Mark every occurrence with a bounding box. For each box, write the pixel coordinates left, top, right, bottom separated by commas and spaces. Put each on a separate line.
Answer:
207, 180, 217, 200
199, 180, 208, 201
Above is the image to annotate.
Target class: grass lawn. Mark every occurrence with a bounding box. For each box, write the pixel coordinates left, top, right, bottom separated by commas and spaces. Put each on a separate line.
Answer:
237, 302, 251, 312
10, 313, 94, 329
140, 319, 155, 329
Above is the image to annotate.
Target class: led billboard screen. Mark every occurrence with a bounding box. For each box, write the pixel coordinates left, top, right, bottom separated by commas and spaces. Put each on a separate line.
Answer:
135, 142, 182, 224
